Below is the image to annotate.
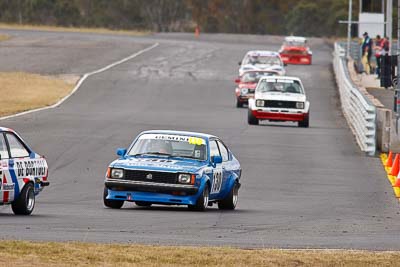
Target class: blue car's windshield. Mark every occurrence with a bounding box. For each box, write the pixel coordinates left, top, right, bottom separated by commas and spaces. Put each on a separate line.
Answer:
127, 133, 207, 161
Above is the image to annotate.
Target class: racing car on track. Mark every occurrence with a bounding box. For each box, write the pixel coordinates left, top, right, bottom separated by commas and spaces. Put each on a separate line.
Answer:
0, 127, 49, 215
103, 130, 242, 211
238, 50, 286, 76
248, 76, 310, 127
279, 36, 312, 65
234, 70, 278, 108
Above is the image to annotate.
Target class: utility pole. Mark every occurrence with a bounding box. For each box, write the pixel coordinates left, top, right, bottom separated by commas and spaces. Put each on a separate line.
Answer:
347, 0, 353, 58
387, 0, 393, 55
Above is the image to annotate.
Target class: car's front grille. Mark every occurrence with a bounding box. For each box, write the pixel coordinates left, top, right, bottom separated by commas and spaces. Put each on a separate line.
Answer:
263, 100, 298, 109
124, 170, 178, 184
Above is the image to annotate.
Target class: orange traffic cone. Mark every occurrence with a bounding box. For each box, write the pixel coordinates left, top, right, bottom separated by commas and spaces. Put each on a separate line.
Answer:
390, 154, 400, 176
194, 25, 200, 38
393, 171, 400, 198
388, 154, 400, 185
385, 151, 393, 173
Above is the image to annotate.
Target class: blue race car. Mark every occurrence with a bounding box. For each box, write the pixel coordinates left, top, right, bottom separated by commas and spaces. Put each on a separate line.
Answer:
103, 130, 242, 211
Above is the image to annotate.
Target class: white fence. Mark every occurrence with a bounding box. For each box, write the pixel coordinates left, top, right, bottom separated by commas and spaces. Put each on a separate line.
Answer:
333, 43, 376, 156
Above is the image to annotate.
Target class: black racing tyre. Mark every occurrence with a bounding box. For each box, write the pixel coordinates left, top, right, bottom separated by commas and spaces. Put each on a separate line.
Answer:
188, 184, 209, 211
248, 109, 259, 125
218, 181, 239, 210
135, 201, 152, 207
298, 115, 309, 128
103, 187, 124, 209
12, 183, 35, 215
236, 99, 243, 108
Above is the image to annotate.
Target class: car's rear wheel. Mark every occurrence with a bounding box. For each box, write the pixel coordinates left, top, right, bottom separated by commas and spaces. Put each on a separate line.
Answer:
12, 183, 35, 215
135, 201, 152, 207
218, 181, 239, 210
188, 184, 209, 211
248, 109, 259, 125
298, 114, 309, 128
103, 187, 124, 209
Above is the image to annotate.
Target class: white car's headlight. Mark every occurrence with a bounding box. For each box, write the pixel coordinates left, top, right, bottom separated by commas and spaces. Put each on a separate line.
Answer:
241, 88, 249, 95
256, 99, 265, 107
178, 173, 192, 184
296, 102, 305, 109
111, 168, 124, 179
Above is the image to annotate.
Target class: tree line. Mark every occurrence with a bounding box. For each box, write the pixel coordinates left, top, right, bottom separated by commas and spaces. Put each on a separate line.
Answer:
0, 0, 360, 36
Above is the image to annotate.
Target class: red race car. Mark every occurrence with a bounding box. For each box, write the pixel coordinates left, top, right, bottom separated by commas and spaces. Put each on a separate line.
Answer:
279, 36, 312, 65
234, 70, 278, 108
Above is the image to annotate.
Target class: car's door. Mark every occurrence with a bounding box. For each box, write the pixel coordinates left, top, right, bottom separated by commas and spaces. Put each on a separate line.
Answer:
209, 139, 223, 198
216, 140, 232, 192
4, 131, 31, 202
0, 133, 10, 203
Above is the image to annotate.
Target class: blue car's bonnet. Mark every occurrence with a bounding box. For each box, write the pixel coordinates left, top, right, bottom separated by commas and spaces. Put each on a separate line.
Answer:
111, 157, 206, 173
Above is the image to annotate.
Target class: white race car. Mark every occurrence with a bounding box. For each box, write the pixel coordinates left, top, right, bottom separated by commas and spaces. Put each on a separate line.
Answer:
238, 50, 286, 76
0, 127, 49, 215
248, 76, 310, 127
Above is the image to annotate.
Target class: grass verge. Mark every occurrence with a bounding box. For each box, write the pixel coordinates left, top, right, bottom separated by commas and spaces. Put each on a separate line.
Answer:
0, 241, 399, 267
0, 23, 150, 36
0, 72, 77, 117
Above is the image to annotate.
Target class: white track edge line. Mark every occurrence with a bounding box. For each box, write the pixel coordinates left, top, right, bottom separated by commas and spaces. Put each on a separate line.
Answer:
0, 42, 159, 121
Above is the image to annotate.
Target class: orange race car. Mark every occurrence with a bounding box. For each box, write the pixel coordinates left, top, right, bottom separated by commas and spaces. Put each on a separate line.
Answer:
279, 36, 312, 65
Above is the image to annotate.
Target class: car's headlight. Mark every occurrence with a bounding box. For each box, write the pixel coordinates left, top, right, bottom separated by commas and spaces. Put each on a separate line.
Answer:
178, 173, 193, 184
296, 102, 305, 109
256, 99, 265, 107
111, 168, 124, 179
241, 88, 249, 95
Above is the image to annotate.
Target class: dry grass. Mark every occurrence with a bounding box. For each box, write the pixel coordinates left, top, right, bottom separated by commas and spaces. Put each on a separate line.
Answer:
0, 33, 10, 41
0, 241, 399, 267
0, 23, 150, 36
0, 72, 76, 117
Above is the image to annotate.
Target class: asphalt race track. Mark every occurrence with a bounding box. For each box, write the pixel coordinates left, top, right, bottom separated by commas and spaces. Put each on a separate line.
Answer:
0, 30, 399, 249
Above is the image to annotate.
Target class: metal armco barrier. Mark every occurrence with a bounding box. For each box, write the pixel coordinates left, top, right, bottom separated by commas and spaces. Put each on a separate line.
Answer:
333, 43, 377, 156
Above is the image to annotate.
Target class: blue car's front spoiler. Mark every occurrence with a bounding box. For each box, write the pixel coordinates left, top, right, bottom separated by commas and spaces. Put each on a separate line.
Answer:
105, 178, 203, 205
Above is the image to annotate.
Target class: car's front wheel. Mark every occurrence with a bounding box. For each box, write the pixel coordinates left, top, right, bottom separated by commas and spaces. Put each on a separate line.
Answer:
103, 187, 124, 209
12, 183, 35, 215
236, 99, 243, 108
188, 184, 209, 211
218, 181, 239, 210
298, 114, 309, 128
248, 109, 259, 125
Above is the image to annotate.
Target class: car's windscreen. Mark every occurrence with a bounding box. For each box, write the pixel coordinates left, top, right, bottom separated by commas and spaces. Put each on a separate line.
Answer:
127, 133, 207, 161
244, 55, 282, 66
256, 79, 303, 94
242, 71, 276, 83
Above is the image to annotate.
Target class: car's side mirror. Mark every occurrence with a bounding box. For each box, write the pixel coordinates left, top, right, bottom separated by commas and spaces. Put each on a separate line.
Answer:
116, 148, 127, 157
238, 61, 242, 66
211, 155, 222, 165
234, 78, 240, 84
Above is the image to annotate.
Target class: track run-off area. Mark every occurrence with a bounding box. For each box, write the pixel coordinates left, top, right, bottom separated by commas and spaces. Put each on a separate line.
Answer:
0, 30, 399, 250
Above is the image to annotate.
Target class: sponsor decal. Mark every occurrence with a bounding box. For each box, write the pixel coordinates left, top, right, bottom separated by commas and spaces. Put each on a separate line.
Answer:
2, 183, 14, 191
15, 159, 46, 177
139, 134, 205, 145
